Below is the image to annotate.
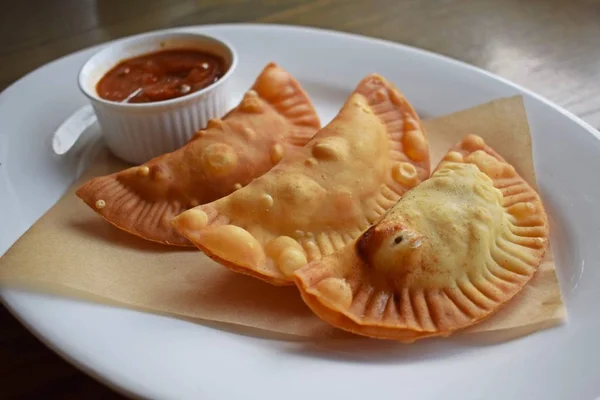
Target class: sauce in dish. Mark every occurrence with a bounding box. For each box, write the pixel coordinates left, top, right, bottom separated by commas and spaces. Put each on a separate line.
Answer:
96, 49, 226, 103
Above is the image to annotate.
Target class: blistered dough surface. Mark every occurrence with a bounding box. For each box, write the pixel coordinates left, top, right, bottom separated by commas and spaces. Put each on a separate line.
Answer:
295, 135, 549, 341
173, 74, 431, 284
76, 63, 321, 246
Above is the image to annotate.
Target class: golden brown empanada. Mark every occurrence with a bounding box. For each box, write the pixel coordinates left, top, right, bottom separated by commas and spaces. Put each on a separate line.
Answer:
76, 63, 320, 246
172, 74, 430, 284
294, 135, 549, 341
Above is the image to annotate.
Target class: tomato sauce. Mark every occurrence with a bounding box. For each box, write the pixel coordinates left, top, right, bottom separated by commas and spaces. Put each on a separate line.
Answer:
96, 49, 226, 103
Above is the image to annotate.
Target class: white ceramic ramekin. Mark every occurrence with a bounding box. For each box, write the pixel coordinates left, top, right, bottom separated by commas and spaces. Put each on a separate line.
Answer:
78, 31, 238, 164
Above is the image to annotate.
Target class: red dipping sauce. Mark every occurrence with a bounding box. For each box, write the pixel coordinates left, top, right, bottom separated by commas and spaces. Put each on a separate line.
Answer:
96, 49, 226, 103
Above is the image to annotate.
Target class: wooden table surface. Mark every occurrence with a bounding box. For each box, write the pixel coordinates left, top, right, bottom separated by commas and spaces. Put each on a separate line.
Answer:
1, 0, 599, 398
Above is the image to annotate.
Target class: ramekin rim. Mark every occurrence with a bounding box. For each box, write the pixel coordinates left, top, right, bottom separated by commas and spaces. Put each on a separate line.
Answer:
77, 31, 238, 109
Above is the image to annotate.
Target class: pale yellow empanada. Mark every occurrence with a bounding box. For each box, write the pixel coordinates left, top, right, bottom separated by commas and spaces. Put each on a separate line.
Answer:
294, 135, 549, 341
173, 74, 431, 285
76, 63, 320, 246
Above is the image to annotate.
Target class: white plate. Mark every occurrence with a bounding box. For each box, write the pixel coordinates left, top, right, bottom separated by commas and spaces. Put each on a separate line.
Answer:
1, 24, 599, 400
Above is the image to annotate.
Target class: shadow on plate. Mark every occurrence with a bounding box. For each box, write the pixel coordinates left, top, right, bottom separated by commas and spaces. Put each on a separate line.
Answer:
68, 217, 196, 254
279, 322, 561, 365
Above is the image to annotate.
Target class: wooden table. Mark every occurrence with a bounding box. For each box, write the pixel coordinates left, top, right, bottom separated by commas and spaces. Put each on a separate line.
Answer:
1, 0, 599, 398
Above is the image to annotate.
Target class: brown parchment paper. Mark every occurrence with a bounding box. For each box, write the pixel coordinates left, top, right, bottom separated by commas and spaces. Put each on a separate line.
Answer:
0, 96, 565, 340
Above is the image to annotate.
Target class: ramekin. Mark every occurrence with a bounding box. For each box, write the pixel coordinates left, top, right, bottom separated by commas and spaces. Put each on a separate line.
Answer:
78, 31, 238, 164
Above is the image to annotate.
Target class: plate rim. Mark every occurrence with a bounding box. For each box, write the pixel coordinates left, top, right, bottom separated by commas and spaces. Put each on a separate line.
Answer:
1, 23, 598, 141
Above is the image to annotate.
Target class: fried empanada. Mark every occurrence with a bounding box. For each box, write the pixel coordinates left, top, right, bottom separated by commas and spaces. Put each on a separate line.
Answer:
76, 63, 320, 246
294, 135, 549, 341
173, 74, 430, 284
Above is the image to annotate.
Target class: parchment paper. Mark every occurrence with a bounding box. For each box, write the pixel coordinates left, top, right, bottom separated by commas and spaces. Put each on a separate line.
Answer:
0, 96, 566, 340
